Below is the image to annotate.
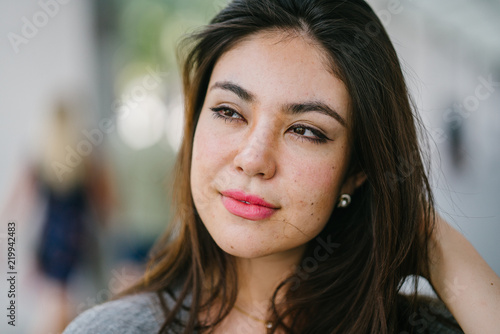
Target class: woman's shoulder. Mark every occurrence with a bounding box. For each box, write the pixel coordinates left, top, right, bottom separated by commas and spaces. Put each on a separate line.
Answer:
63, 292, 166, 334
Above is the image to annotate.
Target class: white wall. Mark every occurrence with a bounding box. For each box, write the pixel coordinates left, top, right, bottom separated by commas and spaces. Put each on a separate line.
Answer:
368, 0, 500, 275
0, 0, 97, 209
0, 1, 96, 333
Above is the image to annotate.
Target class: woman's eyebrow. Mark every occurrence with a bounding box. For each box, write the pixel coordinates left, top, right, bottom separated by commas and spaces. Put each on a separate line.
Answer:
209, 80, 346, 127
285, 102, 347, 127
210, 81, 255, 102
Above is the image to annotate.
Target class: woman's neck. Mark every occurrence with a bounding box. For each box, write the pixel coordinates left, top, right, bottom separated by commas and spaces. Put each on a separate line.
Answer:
234, 245, 306, 314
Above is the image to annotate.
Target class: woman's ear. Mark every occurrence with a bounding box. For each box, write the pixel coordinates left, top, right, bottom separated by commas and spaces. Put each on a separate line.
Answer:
340, 171, 367, 195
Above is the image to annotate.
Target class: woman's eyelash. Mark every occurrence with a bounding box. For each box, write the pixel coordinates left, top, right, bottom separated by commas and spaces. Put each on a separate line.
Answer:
289, 124, 330, 144
210, 106, 330, 144
210, 106, 244, 123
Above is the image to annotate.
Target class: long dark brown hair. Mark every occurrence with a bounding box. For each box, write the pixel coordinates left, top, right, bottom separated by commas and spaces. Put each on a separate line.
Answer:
124, 0, 438, 332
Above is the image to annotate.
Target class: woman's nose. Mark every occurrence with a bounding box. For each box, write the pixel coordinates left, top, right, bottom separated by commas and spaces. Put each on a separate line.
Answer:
233, 126, 277, 179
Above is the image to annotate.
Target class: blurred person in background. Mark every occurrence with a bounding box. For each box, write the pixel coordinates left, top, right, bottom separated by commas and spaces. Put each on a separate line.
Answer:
33, 101, 98, 332
445, 102, 466, 171
2, 97, 115, 333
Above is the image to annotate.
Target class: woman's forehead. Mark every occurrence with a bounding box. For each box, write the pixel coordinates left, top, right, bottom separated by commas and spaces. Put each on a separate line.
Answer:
208, 30, 351, 122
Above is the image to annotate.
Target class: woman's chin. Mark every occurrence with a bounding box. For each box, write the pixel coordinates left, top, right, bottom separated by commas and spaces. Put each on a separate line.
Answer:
215, 240, 272, 259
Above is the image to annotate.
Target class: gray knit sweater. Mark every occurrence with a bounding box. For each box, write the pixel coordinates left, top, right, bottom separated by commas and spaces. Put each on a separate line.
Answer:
63, 293, 170, 334
63, 293, 463, 333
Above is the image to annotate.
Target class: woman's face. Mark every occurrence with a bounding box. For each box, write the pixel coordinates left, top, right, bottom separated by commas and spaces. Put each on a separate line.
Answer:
191, 31, 354, 259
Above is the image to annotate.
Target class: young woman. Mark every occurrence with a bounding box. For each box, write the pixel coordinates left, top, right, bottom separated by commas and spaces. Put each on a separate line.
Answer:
64, 0, 500, 333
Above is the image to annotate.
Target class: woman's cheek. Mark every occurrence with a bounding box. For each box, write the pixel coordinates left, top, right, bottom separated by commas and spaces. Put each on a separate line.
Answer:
196, 119, 235, 163
296, 161, 341, 217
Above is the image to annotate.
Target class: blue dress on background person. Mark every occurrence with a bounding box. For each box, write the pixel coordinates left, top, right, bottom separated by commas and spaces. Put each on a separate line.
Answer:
36, 178, 89, 283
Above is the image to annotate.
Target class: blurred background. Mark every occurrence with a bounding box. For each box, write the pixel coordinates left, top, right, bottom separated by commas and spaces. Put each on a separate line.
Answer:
0, 0, 499, 333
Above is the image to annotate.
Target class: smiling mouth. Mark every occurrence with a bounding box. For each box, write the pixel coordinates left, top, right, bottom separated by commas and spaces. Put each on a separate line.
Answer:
220, 190, 278, 221
221, 195, 277, 220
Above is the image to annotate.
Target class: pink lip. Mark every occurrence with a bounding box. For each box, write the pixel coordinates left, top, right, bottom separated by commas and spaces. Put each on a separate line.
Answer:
220, 189, 278, 221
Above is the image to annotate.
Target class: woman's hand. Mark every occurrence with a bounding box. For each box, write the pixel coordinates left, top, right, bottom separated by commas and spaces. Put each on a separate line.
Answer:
428, 214, 500, 334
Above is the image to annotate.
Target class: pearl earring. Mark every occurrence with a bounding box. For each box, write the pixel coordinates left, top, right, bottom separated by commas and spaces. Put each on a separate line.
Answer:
337, 194, 351, 208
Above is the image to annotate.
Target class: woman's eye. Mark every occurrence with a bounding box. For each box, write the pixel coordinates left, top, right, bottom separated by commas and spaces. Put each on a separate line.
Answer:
210, 106, 244, 123
289, 125, 329, 144
293, 126, 313, 137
